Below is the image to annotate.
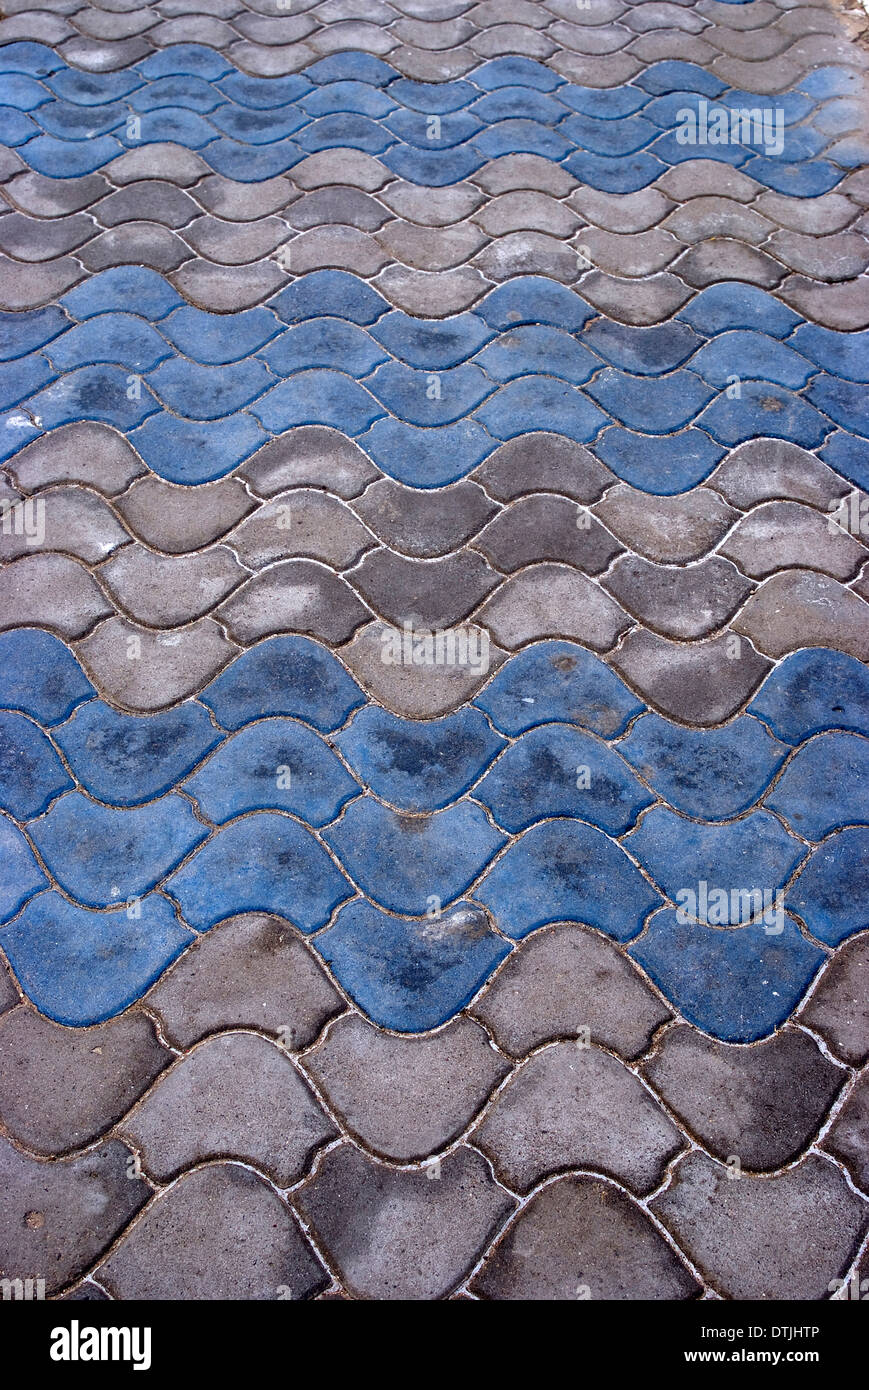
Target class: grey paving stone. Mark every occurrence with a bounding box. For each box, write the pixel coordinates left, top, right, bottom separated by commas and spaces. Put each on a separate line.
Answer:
240, 427, 380, 498
712, 439, 848, 511
548, 49, 642, 88
799, 938, 869, 1067
473, 154, 577, 199
473, 1042, 684, 1194
302, 1014, 509, 1160
76, 616, 236, 710
353, 478, 497, 557
643, 1025, 845, 1170
116, 475, 255, 552
376, 220, 486, 272
473, 192, 580, 239
652, 1151, 867, 1299
0, 254, 84, 310
822, 1074, 869, 1195
720, 501, 868, 581
470, 923, 671, 1060
283, 225, 388, 276
657, 161, 761, 203
473, 433, 613, 503
378, 181, 482, 227
476, 563, 631, 650
603, 554, 754, 639
393, 16, 476, 48
292, 151, 390, 193
629, 31, 716, 63
710, 53, 805, 95
94, 182, 201, 230
193, 174, 296, 222
229, 489, 373, 569
471, 1175, 701, 1300
662, 197, 772, 245
9, 423, 146, 495
288, 187, 392, 233
581, 227, 681, 278
0, 1136, 148, 1295
0, 486, 129, 564
388, 44, 479, 82
579, 270, 692, 325
732, 572, 869, 661
3, 172, 109, 219
97, 1163, 328, 1299
570, 186, 674, 234
375, 263, 489, 315
103, 144, 209, 188
171, 259, 287, 311
217, 560, 369, 643
351, 548, 499, 627
609, 629, 773, 725
777, 274, 869, 331
225, 40, 319, 77
675, 240, 785, 289
99, 544, 247, 625
119, 1032, 338, 1184
0, 212, 95, 262
0, 1007, 171, 1156
182, 215, 287, 266
340, 619, 505, 718
593, 483, 737, 564
79, 224, 191, 274
475, 494, 624, 574
0, 961, 18, 1014
755, 191, 858, 235
0, 553, 112, 637
768, 230, 869, 281
295, 1142, 515, 1299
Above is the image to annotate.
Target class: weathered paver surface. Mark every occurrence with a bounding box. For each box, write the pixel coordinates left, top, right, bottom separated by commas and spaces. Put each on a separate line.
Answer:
0, 0, 868, 1301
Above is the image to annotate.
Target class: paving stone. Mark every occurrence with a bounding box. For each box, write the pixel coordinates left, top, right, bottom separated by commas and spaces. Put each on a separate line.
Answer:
472, 1175, 700, 1300
733, 572, 869, 662
340, 619, 505, 718
4, 171, 110, 219
610, 629, 773, 725
721, 501, 868, 581
115, 474, 255, 551
470, 922, 671, 1060
302, 1013, 509, 1159
229, 488, 373, 568
592, 482, 737, 563
778, 275, 869, 332
0, 1006, 171, 1155
473, 153, 577, 198
351, 548, 498, 627
217, 560, 369, 643
295, 1142, 515, 1299
100, 544, 247, 625
604, 554, 753, 639
580, 270, 692, 325
643, 1025, 845, 1170
97, 1163, 328, 1300
477, 562, 630, 650
652, 1151, 867, 1299
0, 552, 112, 637
354, 477, 497, 556
375, 263, 489, 315
0, 485, 129, 564
0, 1136, 148, 1295
756, 190, 860, 236
104, 143, 209, 187
712, 438, 848, 511
76, 616, 236, 710
94, 182, 201, 230
378, 180, 482, 227
171, 258, 288, 311
823, 1074, 869, 1195
474, 1042, 684, 1194
799, 937, 869, 1066
240, 426, 380, 498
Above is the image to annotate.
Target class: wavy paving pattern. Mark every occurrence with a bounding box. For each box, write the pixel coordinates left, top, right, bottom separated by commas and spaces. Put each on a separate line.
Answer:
1, 0, 869, 1302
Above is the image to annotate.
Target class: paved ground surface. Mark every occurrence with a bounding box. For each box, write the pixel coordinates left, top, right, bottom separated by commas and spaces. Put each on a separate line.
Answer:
0, 0, 868, 1302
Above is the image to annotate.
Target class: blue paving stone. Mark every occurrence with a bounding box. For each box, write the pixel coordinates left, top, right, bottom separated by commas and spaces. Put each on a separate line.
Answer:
628, 908, 825, 1043
296, 112, 394, 155
381, 144, 484, 186
0, 410, 42, 460
323, 798, 505, 915
697, 381, 828, 448
260, 320, 388, 377
0, 629, 94, 724
689, 331, 815, 390
147, 356, 272, 420
313, 898, 511, 1032
384, 107, 481, 149
475, 818, 660, 941
183, 718, 359, 827
47, 314, 171, 372
387, 78, 477, 114
369, 311, 492, 369
208, 104, 307, 143
137, 45, 232, 80
0, 711, 73, 820
774, 127, 831, 162
788, 827, 869, 946
129, 411, 266, 483
581, 319, 702, 375
634, 62, 727, 98
216, 71, 313, 109
34, 98, 128, 138
25, 366, 158, 432
807, 374, 869, 438
646, 131, 748, 170
0, 354, 55, 412
798, 66, 864, 100
562, 112, 658, 157
584, 368, 714, 434
624, 807, 807, 922
122, 109, 222, 149
477, 277, 595, 332
0, 42, 65, 77
16, 133, 125, 178
619, 713, 788, 820
333, 706, 505, 812
29, 792, 209, 907
470, 88, 568, 125
159, 305, 283, 364
368, 362, 492, 426
0, 815, 48, 920
249, 370, 381, 434
819, 431, 869, 491
0, 892, 192, 1025
0, 73, 56, 110
790, 324, 869, 384
200, 635, 363, 732
306, 53, 395, 86
823, 135, 869, 168
0, 106, 39, 143
592, 425, 724, 492
271, 271, 386, 327
744, 156, 843, 196
46, 67, 143, 104
299, 80, 396, 118
205, 138, 302, 180
677, 283, 801, 337
60, 267, 183, 321
358, 417, 494, 486
475, 640, 643, 738
564, 149, 663, 192
472, 119, 573, 162
0, 308, 69, 361
560, 85, 649, 119
749, 649, 869, 744
476, 326, 598, 385
129, 74, 225, 113
765, 732, 869, 840
53, 700, 221, 805
812, 97, 865, 138
474, 725, 653, 835
473, 57, 563, 92
475, 376, 607, 443
165, 812, 352, 933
